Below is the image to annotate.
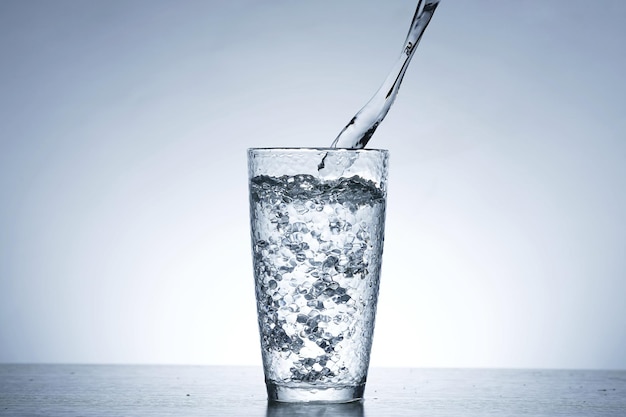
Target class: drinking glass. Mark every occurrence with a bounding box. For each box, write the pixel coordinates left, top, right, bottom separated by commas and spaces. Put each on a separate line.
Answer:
248, 148, 388, 403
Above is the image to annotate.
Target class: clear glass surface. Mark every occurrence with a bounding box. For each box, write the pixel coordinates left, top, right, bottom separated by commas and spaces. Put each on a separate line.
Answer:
248, 148, 388, 403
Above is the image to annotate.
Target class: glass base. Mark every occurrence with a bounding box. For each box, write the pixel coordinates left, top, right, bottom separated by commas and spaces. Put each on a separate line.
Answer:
266, 381, 365, 403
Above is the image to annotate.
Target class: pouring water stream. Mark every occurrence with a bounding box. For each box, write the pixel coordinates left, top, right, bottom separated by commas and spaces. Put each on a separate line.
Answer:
318, 0, 440, 172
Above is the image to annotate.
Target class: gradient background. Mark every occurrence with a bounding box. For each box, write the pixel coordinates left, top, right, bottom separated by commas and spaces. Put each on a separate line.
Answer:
1, 1, 625, 370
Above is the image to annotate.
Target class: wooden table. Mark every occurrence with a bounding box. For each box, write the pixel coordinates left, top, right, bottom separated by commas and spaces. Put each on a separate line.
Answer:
1, 365, 625, 416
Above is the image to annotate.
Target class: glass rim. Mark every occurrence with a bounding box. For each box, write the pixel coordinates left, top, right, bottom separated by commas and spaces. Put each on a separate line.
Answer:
247, 147, 388, 153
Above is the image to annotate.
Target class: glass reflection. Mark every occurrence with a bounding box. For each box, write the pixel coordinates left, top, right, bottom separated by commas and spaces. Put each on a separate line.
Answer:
266, 400, 364, 417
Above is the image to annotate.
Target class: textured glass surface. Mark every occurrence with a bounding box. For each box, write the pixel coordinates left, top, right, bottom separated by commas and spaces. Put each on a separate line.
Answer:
248, 148, 388, 402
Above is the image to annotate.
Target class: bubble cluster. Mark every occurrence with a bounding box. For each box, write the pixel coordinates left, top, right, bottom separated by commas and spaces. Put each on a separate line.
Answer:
250, 174, 386, 386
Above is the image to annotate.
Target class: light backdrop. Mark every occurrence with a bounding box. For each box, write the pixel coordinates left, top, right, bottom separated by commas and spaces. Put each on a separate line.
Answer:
1, 0, 625, 369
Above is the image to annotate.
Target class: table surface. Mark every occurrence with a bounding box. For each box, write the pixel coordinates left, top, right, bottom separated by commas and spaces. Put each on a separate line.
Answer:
1, 365, 625, 416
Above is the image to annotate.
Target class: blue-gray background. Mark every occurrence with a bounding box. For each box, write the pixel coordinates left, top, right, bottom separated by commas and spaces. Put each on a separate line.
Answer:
1, 1, 625, 369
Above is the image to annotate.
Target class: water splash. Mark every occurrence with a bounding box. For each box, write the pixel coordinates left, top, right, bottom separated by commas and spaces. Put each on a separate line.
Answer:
331, 0, 441, 149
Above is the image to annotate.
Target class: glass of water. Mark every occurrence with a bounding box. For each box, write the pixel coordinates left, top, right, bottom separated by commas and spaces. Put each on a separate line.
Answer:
248, 148, 389, 403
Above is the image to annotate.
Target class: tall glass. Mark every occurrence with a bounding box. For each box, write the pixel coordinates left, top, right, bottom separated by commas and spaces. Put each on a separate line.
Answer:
248, 148, 388, 403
